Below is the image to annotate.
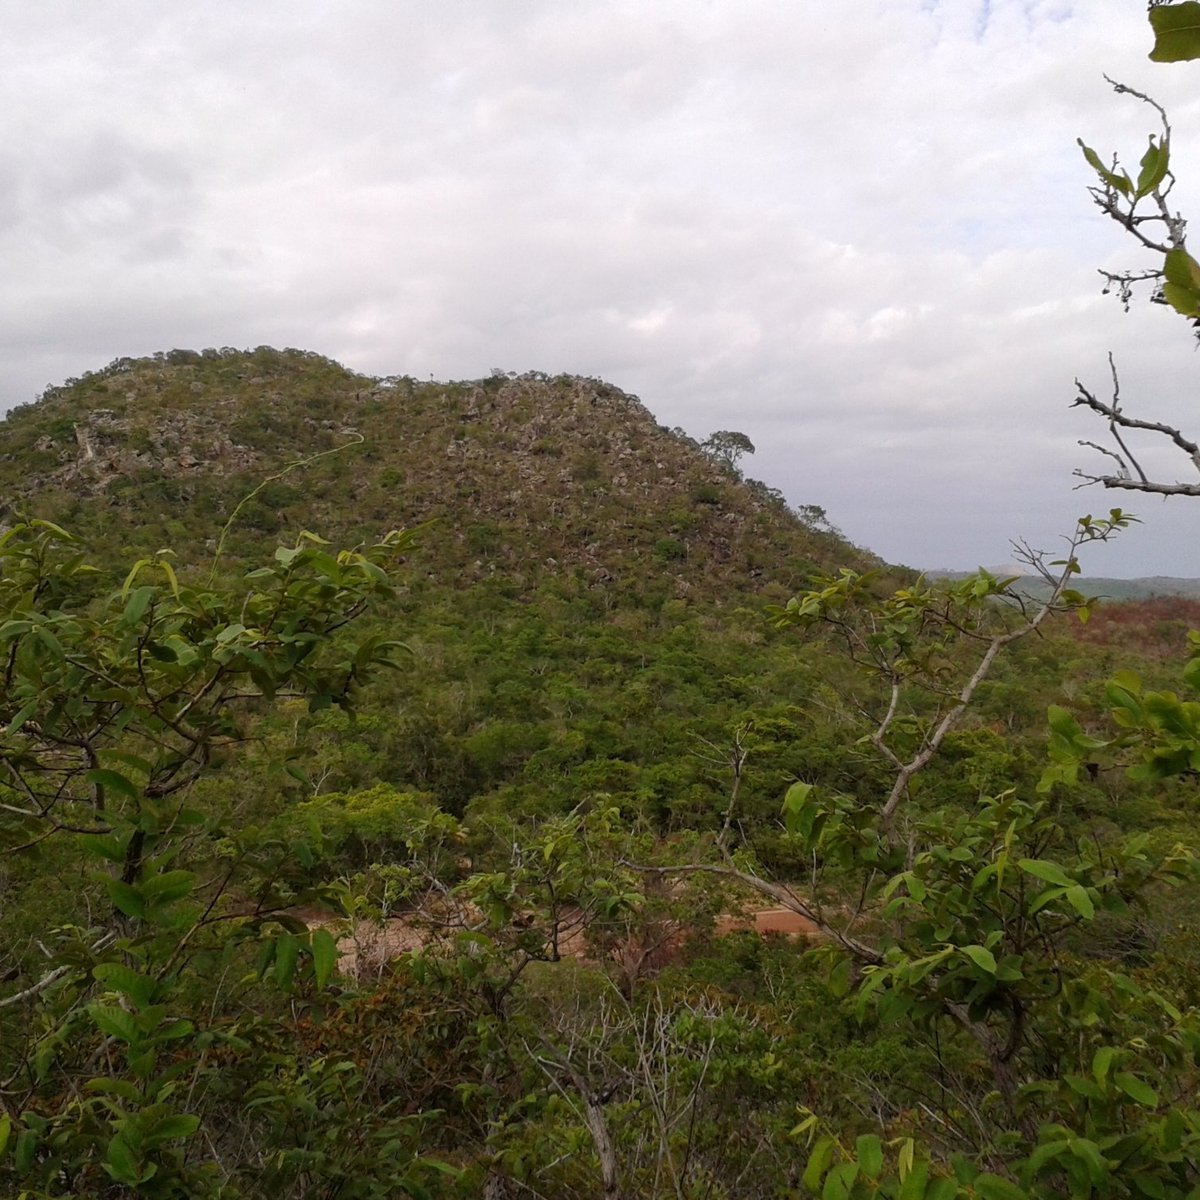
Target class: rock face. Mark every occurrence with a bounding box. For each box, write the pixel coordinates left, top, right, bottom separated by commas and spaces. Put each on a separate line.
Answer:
47, 408, 262, 496
0, 347, 870, 597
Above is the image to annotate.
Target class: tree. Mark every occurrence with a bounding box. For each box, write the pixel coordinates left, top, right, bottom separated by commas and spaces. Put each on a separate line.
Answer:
1074, 5, 1200, 495
0, 519, 460, 1197
630, 509, 1200, 1196
700, 429, 755, 474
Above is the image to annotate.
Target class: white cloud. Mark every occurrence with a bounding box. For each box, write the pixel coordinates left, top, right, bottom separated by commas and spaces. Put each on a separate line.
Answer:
0, 0, 1198, 574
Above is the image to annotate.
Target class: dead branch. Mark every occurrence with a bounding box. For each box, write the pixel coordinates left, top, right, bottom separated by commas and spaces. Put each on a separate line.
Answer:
0, 930, 117, 1009
1072, 356, 1200, 495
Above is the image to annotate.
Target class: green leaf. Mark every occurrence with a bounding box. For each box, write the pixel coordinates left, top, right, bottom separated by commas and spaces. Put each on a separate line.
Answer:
856, 1134, 884, 1178
1165, 247, 1200, 290
1037, 763, 1075, 794
146, 1113, 200, 1142
975, 1173, 1027, 1200
84, 1078, 144, 1103
790, 1112, 819, 1143
782, 781, 815, 836
1114, 1072, 1158, 1107
1077, 139, 1131, 195
93, 963, 157, 1008
106, 879, 146, 919
1183, 654, 1200, 693
1136, 137, 1170, 198
89, 1004, 139, 1044
1092, 1046, 1117, 1086
121, 585, 155, 627
828, 956, 854, 998
1046, 706, 1083, 740
1019, 858, 1074, 888
120, 557, 152, 599
0, 1113, 10, 1159
86, 768, 140, 801
804, 1136, 836, 1191
1066, 1138, 1110, 1185
1161, 282, 1200, 319
1064, 885, 1095, 920
254, 936, 277, 980
1162, 248, 1200, 318
140, 869, 195, 905
34, 628, 65, 657
14, 1130, 37, 1173
1131, 1174, 1168, 1200
310, 927, 338, 989
5, 698, 37, 735
104, 1132, 144, 1185
925, 1180, 957, 1200
79, 833, 128, 864
823, 1161, 859, 1200
1163, 1108, 1185, 1152
0, 619, 35, 644
951, 1156, 978, 1185
994, 956, 1024, 983
1025, 1139, 1070, 1175
898, 1160, 928, 1200
1149, 2, 1200, 62
1066, 1075, 1105, 1100
961, 944, 997, 975
274, 933, 299, 990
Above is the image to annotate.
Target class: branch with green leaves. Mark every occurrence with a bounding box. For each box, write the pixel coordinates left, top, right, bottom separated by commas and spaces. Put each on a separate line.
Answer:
0, 517, 431, 1196
1074, 13, 1200, 494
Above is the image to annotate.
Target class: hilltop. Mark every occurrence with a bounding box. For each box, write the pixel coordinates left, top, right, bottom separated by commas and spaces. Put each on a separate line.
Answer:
0, 346, 871, 600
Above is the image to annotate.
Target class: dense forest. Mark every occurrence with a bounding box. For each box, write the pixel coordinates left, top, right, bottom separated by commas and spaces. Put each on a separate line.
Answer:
2, 8, 1200, 1199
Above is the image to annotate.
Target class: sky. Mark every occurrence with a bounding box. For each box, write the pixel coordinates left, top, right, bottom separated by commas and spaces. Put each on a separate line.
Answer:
3, 0, 1200, 576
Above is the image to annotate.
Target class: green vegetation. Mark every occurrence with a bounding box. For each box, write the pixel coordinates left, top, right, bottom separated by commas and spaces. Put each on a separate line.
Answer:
2, 9, 1200, 1197
2, 473, 1196, 1198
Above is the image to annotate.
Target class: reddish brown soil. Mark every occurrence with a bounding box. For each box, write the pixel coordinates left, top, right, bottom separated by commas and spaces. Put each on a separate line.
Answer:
303, 901, 820, 981
715, 907, 820, 938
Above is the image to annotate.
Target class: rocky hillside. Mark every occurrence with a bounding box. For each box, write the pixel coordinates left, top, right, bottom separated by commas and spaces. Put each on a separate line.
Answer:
0, 346, 871, 600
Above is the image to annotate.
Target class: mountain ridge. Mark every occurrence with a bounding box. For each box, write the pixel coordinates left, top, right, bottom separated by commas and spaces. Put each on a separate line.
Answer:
927, 567, 1200, 600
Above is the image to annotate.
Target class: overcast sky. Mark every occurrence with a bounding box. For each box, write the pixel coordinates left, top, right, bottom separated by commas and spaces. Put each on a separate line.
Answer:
3, 1, 1199, 576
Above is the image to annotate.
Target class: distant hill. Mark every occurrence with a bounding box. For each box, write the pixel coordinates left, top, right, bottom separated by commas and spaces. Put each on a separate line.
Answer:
0, 347, 875, 601
926, 568, 1200, 602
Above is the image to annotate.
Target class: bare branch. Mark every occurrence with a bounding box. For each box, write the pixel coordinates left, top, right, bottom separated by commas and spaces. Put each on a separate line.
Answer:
0, 930, 117, 1009
1076, 441, 1130, 479
1072, 364, 1200, 494
1073, 472, 1200, 497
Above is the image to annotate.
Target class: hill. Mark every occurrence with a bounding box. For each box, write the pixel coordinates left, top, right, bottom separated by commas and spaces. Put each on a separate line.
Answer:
0, 346, 871, 601
0, 345, 906, 851
0, 346, 1156, 827
929, 567, 1200, 601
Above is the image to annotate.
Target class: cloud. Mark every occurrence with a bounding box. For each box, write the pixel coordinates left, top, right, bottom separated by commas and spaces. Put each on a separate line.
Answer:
0, 0, 1197, 574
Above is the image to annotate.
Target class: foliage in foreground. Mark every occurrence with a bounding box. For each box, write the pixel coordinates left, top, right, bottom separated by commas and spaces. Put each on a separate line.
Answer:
0, 505, 1197, 1199
0, 518, 457, 1198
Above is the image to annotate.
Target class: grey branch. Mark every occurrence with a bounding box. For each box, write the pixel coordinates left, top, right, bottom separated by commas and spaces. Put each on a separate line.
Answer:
1072, 355, 1200, 493
0, 930, 117, 1009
